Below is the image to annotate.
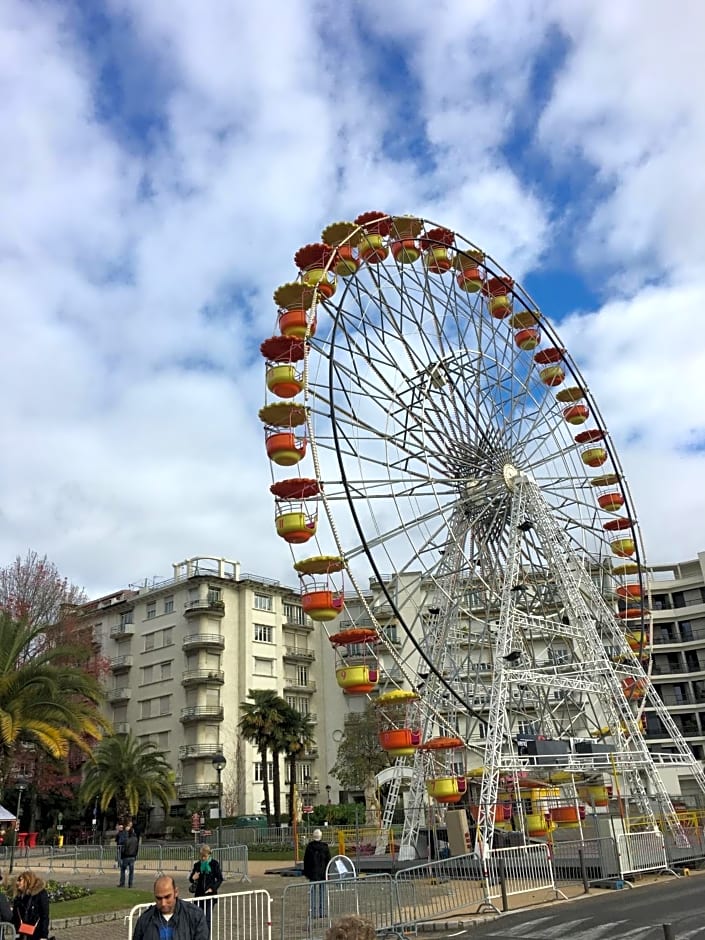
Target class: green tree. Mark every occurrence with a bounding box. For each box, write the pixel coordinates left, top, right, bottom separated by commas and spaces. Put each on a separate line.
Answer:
239, 689, 290, 824
281, 707, 316, 825
330, 704, 390, 823
79, 732, 175, 820
0, 611, 108, 799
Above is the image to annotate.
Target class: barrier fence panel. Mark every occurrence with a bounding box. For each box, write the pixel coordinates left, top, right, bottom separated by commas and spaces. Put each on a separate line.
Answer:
213, 844, 251, 882
47, 844, 106, 874
393, 854, 487, 926
551, 836, 620, 883
616, 831, 672, 878
486, 843, 563, 905
127, 889, 272, 940
280, 875, 399, 940
663, 825, 705, 867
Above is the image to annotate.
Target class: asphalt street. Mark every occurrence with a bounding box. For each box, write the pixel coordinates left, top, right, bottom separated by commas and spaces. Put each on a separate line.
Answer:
434, 875, 705, 940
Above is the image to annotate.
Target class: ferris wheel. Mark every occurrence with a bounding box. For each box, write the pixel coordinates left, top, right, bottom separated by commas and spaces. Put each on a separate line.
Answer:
259, 213, 705, 860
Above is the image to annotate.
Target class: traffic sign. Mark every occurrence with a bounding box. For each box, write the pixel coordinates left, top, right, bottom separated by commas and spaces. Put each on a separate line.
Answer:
303, 805, 314, 814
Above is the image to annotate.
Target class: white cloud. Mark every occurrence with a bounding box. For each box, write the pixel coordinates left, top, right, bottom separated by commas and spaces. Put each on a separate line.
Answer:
0, 0, 702, 598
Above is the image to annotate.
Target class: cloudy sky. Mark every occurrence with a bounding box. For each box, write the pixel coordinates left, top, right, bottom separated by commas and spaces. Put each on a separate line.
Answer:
1, 0, 704, 598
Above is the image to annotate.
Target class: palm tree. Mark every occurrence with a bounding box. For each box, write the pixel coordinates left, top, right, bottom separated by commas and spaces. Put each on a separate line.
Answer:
239, 689, 289, 823
79, 732, 175, 819
282, 707, 316, 825
0, 611, 108, 797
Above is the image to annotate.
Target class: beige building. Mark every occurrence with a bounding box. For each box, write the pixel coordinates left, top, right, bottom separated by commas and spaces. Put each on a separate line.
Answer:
80, 556, 337, 825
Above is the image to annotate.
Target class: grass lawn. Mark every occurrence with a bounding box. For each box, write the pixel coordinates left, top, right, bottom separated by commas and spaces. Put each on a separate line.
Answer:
54, 888, 154, 917
248, 851, 296, 862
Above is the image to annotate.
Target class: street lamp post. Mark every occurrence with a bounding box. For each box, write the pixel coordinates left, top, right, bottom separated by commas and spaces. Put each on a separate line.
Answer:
211, 753, 226, 848
9, 782, 27, 874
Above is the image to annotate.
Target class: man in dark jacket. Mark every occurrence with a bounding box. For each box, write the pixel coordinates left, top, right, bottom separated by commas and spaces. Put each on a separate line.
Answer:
303, 828, 331, 918
118, 821, 140, 887
133, 876, 208, 940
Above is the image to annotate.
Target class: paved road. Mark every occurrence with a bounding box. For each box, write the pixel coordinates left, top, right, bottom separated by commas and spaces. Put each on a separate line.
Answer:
446, 876, 705, 939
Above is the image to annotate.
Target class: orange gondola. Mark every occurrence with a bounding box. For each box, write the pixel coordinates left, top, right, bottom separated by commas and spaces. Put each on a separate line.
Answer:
321, 221, 362, 277
389, 216, 423, 264
354, 211, 391, 264
422, 227, 456, 274
294, 243, 336, 298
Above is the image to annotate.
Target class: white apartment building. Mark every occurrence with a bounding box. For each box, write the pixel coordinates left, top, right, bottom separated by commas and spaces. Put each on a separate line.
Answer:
80, 556, 337, 824
645, 551, 705, 785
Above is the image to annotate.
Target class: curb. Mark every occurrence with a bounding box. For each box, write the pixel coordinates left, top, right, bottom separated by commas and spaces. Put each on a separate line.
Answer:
51, 910, 133, 930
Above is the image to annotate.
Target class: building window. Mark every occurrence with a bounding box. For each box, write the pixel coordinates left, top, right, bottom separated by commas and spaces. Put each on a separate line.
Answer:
163, 627, 174, 647
254, 762, 274, 782
254, 593, 273, 611
120, 611, 134, 627
159, 695, 171, 715
284, 603, 305, 624
144, 634, 155, 652
253, 657, 275, 677
254, 623, 274, 643
141, 665, 154, 685
286, 696, 309, 715
208, 587, 222, 603
164, 596, 174, 614
160, 661, 172, 681
297, 665, 309, 686
146, 602, 156, 620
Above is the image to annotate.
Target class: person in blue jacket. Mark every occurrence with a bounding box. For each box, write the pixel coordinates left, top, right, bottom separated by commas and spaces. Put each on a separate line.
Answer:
133, 876, 208, 940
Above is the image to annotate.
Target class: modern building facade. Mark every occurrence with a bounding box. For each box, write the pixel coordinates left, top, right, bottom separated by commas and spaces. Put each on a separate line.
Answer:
79, 556, 337, 824
645, 551, 705, 789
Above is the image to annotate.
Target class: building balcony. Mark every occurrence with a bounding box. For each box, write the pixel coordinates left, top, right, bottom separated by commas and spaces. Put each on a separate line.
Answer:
283, 679, 316, 694
180, 705, 224, 723
284, 617, 314, 632
182, 633, 225, 652
182, 669, 225, 687
178, 782, 219, 799
114, 722, 130, 735
107, 687, 132, 704
110, 622, 135, 639
184, 600, 226, 618
179, 744, 225, 760
110, 655, 133, 674
283, 646, 315, 662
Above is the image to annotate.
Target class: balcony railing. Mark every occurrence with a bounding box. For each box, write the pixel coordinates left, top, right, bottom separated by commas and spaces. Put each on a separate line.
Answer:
283, 679, 316, 693
110, 622, 135, 638
178, 783, 219, 799
107, 687, 131, 703
110, 655, 133, 672
284, 646, 315, 662
181, 669, 225, 686
179, 744, 225, 760
180, 705, 224, 722
114, 722, 130, 735
184, 600, 226, 617
182, 633, 225, 651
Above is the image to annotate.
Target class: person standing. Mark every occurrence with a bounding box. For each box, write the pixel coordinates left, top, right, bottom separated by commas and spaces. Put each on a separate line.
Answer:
11, 871, 50, 940
188, 844, 223, 933
118, 821, 139, 887
115, 823, 126, 869
132, 876, 208, 940
303, 828, 331, 919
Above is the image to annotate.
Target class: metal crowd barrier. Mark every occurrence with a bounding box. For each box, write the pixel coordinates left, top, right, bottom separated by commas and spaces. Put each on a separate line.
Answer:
486, 843, 564, 907
616, 831, 674, 878
43, 841, 249, 881
551, 836, 621, 883
280, 875, 401, 940
393, 854, 488, 925
127, 889, 272, 940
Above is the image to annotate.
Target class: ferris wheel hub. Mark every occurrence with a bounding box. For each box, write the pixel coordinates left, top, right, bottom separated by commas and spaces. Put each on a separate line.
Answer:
503, 463, 520, 490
